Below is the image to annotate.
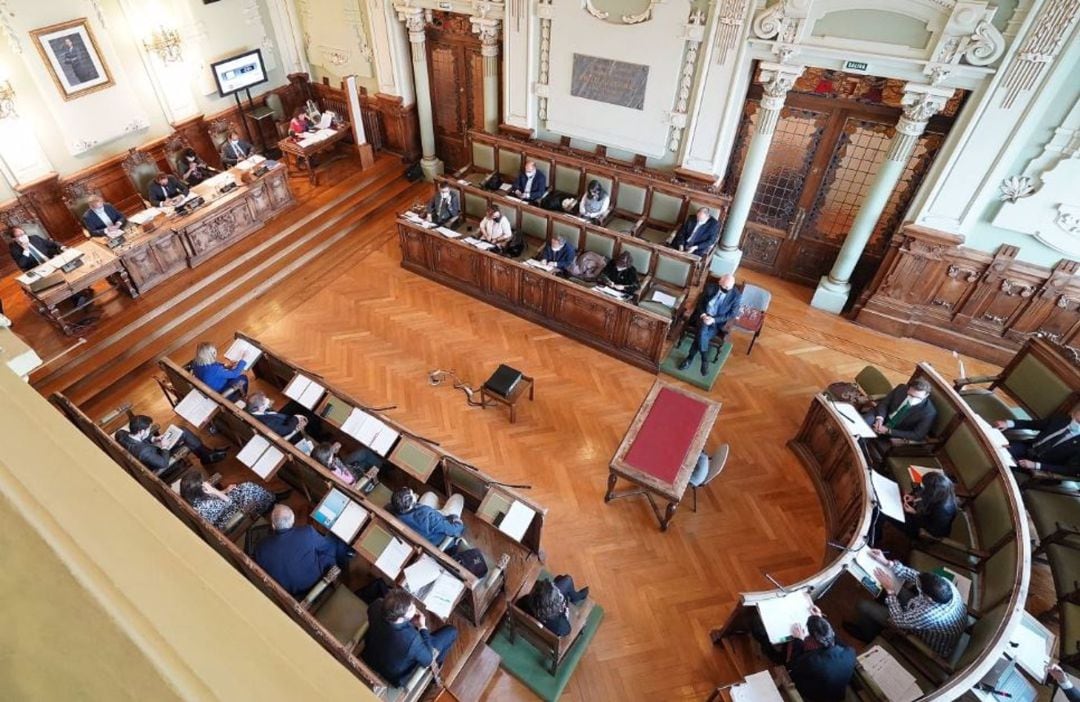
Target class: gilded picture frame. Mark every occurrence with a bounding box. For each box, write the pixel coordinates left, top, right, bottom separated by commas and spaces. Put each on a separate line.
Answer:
30, 18, 114, 101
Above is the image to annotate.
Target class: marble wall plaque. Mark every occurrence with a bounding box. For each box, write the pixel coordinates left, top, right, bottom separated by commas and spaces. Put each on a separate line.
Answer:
570, 53, 649, 110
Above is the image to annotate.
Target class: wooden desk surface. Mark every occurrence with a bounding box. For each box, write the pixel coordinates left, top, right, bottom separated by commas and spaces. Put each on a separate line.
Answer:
278, 123, 351, 156
18, 240, 121, 305
610, 380, 721, 503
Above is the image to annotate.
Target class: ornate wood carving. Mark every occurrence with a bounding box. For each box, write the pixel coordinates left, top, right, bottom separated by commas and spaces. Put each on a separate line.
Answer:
13, 173, 81, 244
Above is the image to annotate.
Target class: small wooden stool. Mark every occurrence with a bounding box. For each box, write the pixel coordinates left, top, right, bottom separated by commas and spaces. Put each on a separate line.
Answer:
480, 374, 534, 423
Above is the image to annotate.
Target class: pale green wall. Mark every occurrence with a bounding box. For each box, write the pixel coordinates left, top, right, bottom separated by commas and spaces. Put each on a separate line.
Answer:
812, 10, 932, 49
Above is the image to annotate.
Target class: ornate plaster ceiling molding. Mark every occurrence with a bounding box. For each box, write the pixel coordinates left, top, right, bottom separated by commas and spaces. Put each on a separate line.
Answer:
998, 0, 1080, 109
584, 0, 665, 26
751, 0, 810, 57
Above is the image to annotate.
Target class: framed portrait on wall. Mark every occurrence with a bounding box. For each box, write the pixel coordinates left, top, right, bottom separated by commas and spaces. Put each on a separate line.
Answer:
30, 18, 114, 101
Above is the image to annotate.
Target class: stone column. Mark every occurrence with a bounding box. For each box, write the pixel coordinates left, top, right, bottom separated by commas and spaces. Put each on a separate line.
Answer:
398, 7, 443, 180
472, 18, 501, 134
713, 62, 804, 276
811, 85, 953, 313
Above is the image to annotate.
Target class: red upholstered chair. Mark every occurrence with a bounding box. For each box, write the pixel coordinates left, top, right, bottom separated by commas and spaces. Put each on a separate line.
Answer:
728, 283, 770, 355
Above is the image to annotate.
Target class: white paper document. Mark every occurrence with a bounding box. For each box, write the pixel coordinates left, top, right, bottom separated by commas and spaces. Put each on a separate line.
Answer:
316, 111, 334, 129
403, 555, 442, 592
756, 590, 814, 644
871, 470, 906, 522
848, 546, 885, 596
403, 210, 422, 222
593, 285, 627, 299
436, 226, 461, 239
423, 572, 465, 619
463, 237, 495, 250
524, 259, 556, 272
649, 290, 677, 307
830, 401, 878, 438
237, 435, 270, 466
498, 183, 513, 192
330, 500, 369, 542
1009, 611, 1053, 681
374, 537, 413, 579
6, 349, 42, 377
252, 446, 284, 479
857, 645, 922, 702
974, 414, 1011, 447
341, 407, 372, 441
175, 389, 218, 427
224, 338, 262, 367
284, 373, 326, 410
158, 425, 184, 451
369, 423, 400, 457
729, 671, 784, 702
498, 500, 535, 541
129, 208, 161, 225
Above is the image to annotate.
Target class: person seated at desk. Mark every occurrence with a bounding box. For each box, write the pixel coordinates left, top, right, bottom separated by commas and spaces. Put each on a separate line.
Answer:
860, 378, 936, 449
898, 471, 957, 539
843, 549, 967, 658
115, 414, 226, 474
518, 574, 589, 636
994, 404, 1080, 476
254, 505, 353, 597
390, 487, 465, 547
312, 441, 381, 486
289, 109, 314, 136
671, 207, 719, 256
1050, 665, 1080, 701
8, 225, 62, 272
577, 179, 609, 222
83, 195, 127, 239
478, 206, 523, 257
509, 159, 547, 204
192, 342, 250, 398
425, 183, 461, 228
362, 589, 459, 687
785, 614, 856, 702
221, 130, 254, 168
248, 392, 309, 443
179, 471, 274, 530
600, 251, 639, 295
536, 236, 575, 273
180, 148, 214, 186
678, 274, 742, 376
148, 172, 190, 208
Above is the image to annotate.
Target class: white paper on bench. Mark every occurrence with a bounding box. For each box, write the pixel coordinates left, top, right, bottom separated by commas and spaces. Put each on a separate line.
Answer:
437, 226, 461, 238
341, 407, 371, 441
237, 435, 270, 467
870, 471, 906, 522
831, 401, 877, 439
175, 389, 217, 426
330, 500, 369, 542
284, 373, 325, 410
756, 590, 814, 644
159, 425, 184, 451
252, 445, 284, 479
463, 237, 495, 250
649, 290, 677, 307
374, 537, 412, 579
224, 338, 262, 367
370, 422, 400, 456
498, 500, 535, 541
424, 572, 465, 619
403, 554, 442, 592
729, 671, 783, 702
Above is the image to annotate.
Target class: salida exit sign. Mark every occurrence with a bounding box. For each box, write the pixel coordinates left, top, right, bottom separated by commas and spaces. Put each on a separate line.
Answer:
844, 60, 870, 73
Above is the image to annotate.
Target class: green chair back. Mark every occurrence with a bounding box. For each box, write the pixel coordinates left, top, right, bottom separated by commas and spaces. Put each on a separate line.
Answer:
971, 479, 1013, 552
621, 241, 653, 274
555, 165, 582, 194
649, 191, 683, 226
464, 192, 487, 218
1004, 355, 1074, 418
496, 201, 520, 229
615, 183, 647, 216
521, 211, 548, 239
584, 230, 615, 258
943, 423, 994, 490
956, 602, 1007, 669
472, 142, 496, 171
979, 539, 1017, 610
533, 159, 552, 183
856, 366, 893, 398
654, 253, 692, 287
498, 150, 522, 179
552, 220, 582, 250
928, 389, 958, 437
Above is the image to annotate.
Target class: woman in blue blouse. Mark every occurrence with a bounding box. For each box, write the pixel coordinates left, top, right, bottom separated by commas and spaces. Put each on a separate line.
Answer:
192, 342, 249, 397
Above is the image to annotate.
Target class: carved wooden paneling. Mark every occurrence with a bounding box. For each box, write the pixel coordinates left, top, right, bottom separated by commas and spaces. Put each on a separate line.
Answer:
520, 271, 546, 312
623, 314, 665, 358
399, 227, 428, 266
486, 257, 519, 302
432, 237, 482, 284
552, 287, 616, 342
742, 225, 783, 268
855, 224, 1080, 364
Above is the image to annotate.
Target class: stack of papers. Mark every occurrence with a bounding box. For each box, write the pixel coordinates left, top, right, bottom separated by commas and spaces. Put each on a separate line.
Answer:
224, 337, 262, 367
498, 183, 513, 192
870, 470, 906, 522
402, 555, 465, 619
858, 645, 922, 702
341, 407, 400, 456
403, 554, 443, 591
524, 259, 556, 272
175, 389, 218, 427
756, 590, 814, 644
831, 401, 877, 438
436, 226, 461, 239
463, 237, 495, 250
974, 414, 1011, 447
593, 285, 627, 299
649, 290, 677, 307
497, 501, 536, 541
129, 208, 161, 225
316, 112, 334, 129
1009, 612, 1054, 681
236, 435, 286, 479
313, 488, 369, 542
730, 671, 784, 702
284, 373, 326, 410
297, 129, 337, 148
374, 537, 413, 580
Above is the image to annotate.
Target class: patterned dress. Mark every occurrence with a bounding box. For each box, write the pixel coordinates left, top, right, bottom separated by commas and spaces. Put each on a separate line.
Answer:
191, 482, 274, 529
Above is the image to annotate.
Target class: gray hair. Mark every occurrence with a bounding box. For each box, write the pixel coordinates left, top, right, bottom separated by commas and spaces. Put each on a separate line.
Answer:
193, 342, 217, 367
271, 504, 294, 531
248, 392, 271, 412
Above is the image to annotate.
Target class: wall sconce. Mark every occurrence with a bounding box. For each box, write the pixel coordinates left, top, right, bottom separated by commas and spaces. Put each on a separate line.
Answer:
143, 26, 183, 63
0, 80, 16, 120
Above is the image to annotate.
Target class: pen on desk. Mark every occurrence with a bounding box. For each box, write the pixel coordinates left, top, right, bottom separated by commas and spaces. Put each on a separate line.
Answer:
978, 685, 1012, 698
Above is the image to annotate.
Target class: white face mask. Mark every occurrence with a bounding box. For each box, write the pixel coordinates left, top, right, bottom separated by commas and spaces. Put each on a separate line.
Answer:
906, 394, 926, 405
15, 235, 28, 246
1069, 419, 1080, 433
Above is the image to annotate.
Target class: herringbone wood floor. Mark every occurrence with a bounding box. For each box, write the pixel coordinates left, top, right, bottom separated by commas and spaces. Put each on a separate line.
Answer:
65, 169, 1009, 700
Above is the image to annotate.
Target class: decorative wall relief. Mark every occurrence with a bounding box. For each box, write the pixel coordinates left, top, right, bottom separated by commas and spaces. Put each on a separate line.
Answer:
570, 54, 649, 110
583, 0, 663, 25
998, 0, 1079, 109
668, 9, 706, 152
714, 0, 750, 66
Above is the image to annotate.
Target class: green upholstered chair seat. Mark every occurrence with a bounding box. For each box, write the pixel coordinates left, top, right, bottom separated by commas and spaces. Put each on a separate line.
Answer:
368, 481, 393, 509
639, 300, 676, 318
952, 602, 1007, 671
942, 425, 994, 491
638, 226, 673, 244
1045, 544, 1080, 600
1023, 488, 1080, 543
1061, 601, 1080, 665
313, 586, 369, 648
465, 172, 491, 186
856, 366, 893, 400
960, 390, 1032, 424
584, 231, 615, 258
607, 216, 639, 235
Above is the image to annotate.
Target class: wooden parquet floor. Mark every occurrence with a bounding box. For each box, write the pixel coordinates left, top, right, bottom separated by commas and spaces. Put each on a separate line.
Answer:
55, 166, 1009, 701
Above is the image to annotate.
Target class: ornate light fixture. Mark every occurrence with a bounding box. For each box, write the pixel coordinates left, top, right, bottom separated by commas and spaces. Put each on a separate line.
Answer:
0, 80, 15, 120
143, 25, 183, 63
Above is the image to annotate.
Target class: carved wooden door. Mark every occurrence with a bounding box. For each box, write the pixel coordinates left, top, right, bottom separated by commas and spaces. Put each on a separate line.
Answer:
727, 68, 957, 297
426, 12, 486, 171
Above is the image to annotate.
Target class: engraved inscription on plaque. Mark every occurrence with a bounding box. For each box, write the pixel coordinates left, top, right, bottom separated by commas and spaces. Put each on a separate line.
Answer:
570, 54, 649, 111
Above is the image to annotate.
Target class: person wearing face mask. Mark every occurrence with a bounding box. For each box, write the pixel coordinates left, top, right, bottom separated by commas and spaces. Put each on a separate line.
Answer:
114, 414, 227, 475
861, 378, 937, 446
425, 183, 461, 228
510, 159, 547, 203
578, 179, 610, 222
362, 589, 459, 687
220, 129, 254, 167
82, 195, 127, 239
678, 274, 742, 376
148, 172, 190, 208
671, 206, 720, 256
180, 148, 214, 186
8, 225, 63, 272
537, 235, 576, 273
478, 205, 513, 248
600, 251, 640, 295
994, 404, 1080, 476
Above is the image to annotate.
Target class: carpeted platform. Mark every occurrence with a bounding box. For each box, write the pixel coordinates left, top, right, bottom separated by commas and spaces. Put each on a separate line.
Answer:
489, 606, 605, 702
659, 337, 732, 391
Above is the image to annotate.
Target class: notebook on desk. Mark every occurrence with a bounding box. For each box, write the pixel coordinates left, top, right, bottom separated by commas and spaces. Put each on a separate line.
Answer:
357, 522, 413, 580
313, 488, 369, 542
284, 373, 326, 410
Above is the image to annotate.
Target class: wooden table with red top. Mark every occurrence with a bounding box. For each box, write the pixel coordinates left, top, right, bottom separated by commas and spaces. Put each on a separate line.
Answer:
605, 380, 721, 531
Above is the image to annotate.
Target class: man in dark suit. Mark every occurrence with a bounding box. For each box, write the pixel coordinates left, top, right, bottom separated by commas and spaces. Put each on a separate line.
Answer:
254, 505, 353, 597
678, 274, 742, 375
148, 172, 190, 207
862, 379, 937, 444
362, 589, 458, 687
994, 405, 1080, 476
786, 615, 856, 702
114, 414, 226, 474
8, 226, 62, 271
83, 195, 127, 239
425, 183, 461, 227
671, 207, 720, 256
220, 130, 254, 167
510, 159, 547, 203
1050, 664, 1080, 701
537, 235, 576, 273
248, 392, 308, 443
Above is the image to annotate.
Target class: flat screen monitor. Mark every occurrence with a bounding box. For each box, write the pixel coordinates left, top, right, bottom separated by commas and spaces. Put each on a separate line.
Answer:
211, 49, 268, 97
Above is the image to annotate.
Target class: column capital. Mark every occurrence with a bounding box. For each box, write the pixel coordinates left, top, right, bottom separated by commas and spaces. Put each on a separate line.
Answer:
396, 6, 428, 42
471, 17, 501, 56
897, 84, 954, 134
757, 62, 804, 110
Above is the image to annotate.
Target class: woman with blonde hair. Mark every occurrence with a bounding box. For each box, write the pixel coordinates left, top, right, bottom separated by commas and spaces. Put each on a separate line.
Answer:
191, 341, 249, 398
